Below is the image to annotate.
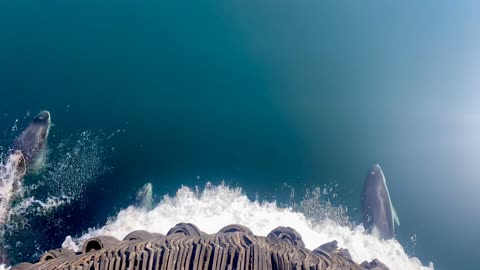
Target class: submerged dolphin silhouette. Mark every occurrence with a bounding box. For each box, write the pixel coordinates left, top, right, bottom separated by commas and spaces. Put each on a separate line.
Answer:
361, 164, 400, 240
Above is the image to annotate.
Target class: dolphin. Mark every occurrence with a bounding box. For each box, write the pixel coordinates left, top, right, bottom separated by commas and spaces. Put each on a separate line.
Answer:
0, 111, 52, 221
135, 183, 153, 210
12, 110, 51, 169
361, 164, 400, 240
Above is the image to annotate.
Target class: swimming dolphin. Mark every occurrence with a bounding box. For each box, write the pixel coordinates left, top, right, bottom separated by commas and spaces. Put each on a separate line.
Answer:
135, 182, 153, 210
361, 164, 400, 240
0, 111, 52, 264
12, 110, 51, 169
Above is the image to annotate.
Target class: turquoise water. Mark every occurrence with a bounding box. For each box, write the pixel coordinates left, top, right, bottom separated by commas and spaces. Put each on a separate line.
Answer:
1, 1, 480, 269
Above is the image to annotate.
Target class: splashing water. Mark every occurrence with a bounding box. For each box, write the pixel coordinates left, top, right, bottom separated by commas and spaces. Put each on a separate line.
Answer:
0, 151, 29, 269
0, 153, 25, 225
135, 182, 153, 210
0, 129, 112, 268
8, 196, 71, 220
64, 183, 434, 270
1, 130, 108, 227
294, 186, 351, 228
38, 130, 110, 200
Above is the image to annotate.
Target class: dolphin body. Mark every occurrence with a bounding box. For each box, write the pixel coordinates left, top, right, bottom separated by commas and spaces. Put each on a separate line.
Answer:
361, 164, 400, 240
12, 110, 51, 169
135, 182, 154, 210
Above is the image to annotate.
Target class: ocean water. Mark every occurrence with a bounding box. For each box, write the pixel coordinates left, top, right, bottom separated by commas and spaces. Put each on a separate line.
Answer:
1, 1, 480, 269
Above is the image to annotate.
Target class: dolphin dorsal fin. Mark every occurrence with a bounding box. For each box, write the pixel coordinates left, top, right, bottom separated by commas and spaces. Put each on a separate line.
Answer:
392, 205, 400, 228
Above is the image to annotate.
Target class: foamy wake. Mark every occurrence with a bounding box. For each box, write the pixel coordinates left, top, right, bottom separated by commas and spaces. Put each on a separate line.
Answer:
63, 183, 434, 270
0, 160, 16, 225
0, 153, 24, 225
0, 154, 24, 270
8, 196, 71, 217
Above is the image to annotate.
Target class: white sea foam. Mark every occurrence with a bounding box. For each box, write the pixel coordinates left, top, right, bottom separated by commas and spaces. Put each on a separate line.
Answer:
64, 183, 434, 270
8, 196, 71, 217
0, 154, 24, 270
0, 153, 25, 225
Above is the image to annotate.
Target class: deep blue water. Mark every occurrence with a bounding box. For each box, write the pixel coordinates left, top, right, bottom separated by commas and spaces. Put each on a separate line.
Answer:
1, 1, 480, 269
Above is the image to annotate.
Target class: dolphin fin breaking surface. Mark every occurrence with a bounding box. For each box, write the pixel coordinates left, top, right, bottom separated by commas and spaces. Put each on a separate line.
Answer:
392, 205, 400, 227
